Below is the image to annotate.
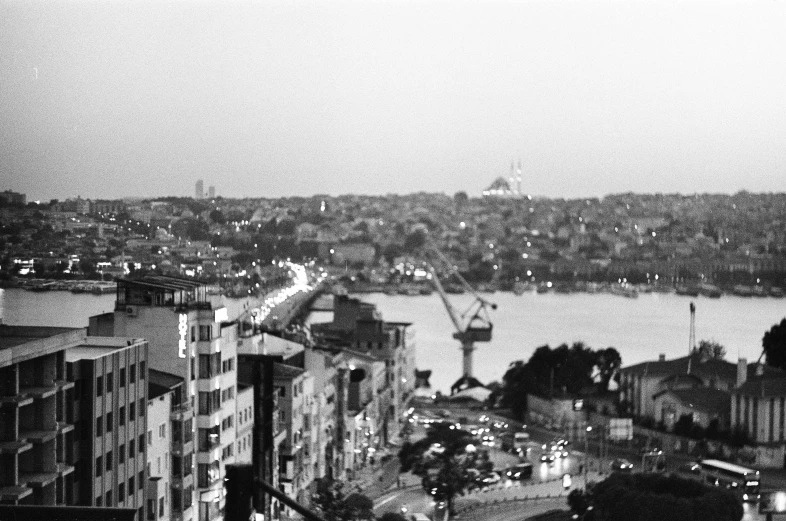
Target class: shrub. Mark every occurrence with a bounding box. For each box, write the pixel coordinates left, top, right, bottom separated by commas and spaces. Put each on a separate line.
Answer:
588, 473, 743, 521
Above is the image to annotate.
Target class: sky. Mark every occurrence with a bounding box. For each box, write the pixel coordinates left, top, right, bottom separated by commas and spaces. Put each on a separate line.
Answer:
1, 0, 785, 202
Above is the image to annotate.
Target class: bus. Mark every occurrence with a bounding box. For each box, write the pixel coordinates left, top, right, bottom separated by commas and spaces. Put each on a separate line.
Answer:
688, 459, 761, 502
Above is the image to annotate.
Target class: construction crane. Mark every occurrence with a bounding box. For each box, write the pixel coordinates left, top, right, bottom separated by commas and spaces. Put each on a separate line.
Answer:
426, 247, 497, 378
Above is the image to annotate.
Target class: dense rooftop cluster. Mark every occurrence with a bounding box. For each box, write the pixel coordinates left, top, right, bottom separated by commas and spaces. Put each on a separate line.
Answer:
2, 190, 786, 292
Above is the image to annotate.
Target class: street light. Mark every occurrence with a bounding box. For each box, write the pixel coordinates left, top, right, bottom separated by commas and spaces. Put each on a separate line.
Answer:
584, 426, 592, 487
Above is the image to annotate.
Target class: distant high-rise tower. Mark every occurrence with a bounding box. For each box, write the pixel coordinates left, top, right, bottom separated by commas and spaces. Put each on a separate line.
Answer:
195, 179, 204, 199
208, 185, 216, 199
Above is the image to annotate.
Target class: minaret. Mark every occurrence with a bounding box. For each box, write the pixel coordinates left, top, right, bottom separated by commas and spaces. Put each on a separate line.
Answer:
509, 161, 516, 197
517, 159, 523, 196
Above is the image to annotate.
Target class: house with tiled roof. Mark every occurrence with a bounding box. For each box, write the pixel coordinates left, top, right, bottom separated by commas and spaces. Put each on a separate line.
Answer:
619, 353, 782, 421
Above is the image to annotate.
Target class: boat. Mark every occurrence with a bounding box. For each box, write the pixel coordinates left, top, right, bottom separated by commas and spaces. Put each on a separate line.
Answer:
771, 287, 785, 298
753, 285, 768, 297
512, 281, 527, 296
675, 285, 700, 297
697, 283, 722, 298
732, 285, 753, 297
609, 283, 638, 298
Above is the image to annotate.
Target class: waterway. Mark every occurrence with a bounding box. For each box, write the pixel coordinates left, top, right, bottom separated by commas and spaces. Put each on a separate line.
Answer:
2, 288, 785, 394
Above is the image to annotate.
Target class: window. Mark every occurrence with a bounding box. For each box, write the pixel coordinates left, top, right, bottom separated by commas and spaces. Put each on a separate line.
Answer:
139, 398, 145, 417
106, 490, 112, 506
140, 361, 146, 379
118, 483, 125, 503
106, 372, 113, 391
96, 376, 103, 397
159, 496, 165, 517
159, 423, 166, 438
199, 325, 211, 341
191, 325, 196, 342
96, 416, 103, 437
139, 433, 146, 452
119, 406, 126, 426
96, 496, 103, 507
199, 353, 220, 379
138, 470, 145, 489
106, 450, 113, 471
147, 500, 155, 520
129, 476, 135, 494
107, 411, 113, 433
120, 367, 126, 387
130, 363, 136, 382
279, 386, 286, 397
190, 358, 195, 381
129, 401, 136, 419
119, 444, 126, 464
198, 390, 221, 415
129, 439, 135, 458
148, 430, 153, 446
95, 456, 102, 477
279, 410, 285, 422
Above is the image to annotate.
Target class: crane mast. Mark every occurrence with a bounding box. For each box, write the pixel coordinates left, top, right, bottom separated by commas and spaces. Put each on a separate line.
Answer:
427, 248, 496, 378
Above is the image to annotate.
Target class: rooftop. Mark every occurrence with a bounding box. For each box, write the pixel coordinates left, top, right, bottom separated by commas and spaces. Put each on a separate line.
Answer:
65, 337, 144, 362
0, 325, 81, 350
118, 274, 204, 291
654, 387, 731, 413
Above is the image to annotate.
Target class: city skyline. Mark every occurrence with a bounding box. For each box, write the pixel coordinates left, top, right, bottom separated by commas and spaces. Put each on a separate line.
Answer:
2, 0, 785, 202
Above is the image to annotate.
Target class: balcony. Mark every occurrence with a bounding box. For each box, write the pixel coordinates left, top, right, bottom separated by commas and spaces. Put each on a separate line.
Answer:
0, 439, 33, 455
0, 394, 34, 407
21, 384, 58, 400
19, 471, 58, 488
19, 429, 58, 444
171, 403, 194, 421
0, 486, 33, 502
172, 440, 194, 457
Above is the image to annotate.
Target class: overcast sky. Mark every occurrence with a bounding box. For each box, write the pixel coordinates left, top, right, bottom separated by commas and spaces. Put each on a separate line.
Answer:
2, 0, 784, 202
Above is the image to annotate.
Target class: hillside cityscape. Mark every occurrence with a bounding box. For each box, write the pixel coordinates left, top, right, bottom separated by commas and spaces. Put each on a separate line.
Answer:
2, 186, 786, 297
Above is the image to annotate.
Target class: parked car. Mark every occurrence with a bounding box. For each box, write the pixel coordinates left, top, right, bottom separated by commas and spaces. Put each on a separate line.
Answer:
505, 462, 534, 480
478, 471, 501, 486
610, 458, 634, 472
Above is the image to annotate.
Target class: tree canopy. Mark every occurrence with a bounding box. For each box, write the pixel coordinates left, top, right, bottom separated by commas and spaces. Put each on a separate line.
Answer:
763, 318, 786, 371
696, 339, 726, 361
499, 343, 622, 419
398, 423, 476, 514
583, 472, 743, 521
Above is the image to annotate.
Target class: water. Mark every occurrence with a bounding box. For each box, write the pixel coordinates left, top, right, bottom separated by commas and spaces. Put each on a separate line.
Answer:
353, 292, 786, 393
3, 288, 785, 395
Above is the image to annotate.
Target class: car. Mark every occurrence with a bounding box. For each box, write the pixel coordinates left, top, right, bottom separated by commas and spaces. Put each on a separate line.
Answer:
478, 471, 501, 486
610, 458, 634, 472
540, 452, 556, 463
410, 514, 431, 521
505, 463, 533, 480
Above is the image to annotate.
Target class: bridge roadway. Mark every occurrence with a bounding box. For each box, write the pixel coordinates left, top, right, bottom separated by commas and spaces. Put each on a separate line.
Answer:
257, 277, 327, 332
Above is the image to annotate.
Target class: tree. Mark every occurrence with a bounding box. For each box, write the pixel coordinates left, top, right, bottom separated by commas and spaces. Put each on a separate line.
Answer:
763, 318, 786, 371
312, 478, 372, 521
399, 424, 475, 515
594, 347, 621, 392
696, 340, 726, 360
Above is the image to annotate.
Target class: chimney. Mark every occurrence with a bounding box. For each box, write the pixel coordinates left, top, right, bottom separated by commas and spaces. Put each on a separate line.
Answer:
737, 358, 747, 388
658, 354, 666, 362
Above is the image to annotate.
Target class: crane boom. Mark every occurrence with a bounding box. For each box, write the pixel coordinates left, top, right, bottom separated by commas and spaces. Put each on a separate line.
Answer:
425, 245, 496, 378
428, 264, 464, 334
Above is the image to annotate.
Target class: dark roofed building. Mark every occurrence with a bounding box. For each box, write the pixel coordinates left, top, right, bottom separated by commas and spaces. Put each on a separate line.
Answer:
652, 387, 731, 431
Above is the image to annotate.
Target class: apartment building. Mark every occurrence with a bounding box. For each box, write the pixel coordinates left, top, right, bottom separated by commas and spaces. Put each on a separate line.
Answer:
65, 335, 148, 520
237, 332, 304, 521
0, 326, 79, 506
274, 362, 312, 509
148, 369, 193, 521
88, 275, 240, 521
